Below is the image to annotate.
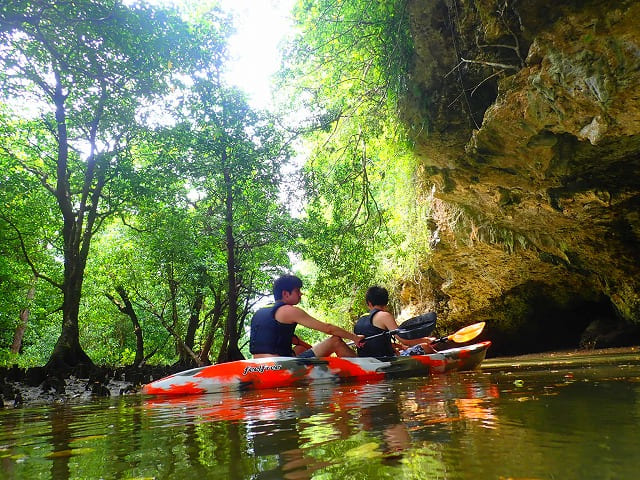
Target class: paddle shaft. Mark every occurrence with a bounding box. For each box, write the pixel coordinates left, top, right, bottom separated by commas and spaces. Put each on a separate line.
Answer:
364, 321, 485, 345
361, 314, 435, 343
351, 323, 427, 346
431, 334, 454, 345
368, 331, 446, 344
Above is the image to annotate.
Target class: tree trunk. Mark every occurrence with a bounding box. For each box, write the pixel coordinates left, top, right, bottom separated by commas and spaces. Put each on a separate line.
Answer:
106, 286, 145, 367
217, 164, 244, 363
46, 76, 98, 369
166, 262, 185, 361
200, 292, 224, 364
11, 282, 36, 354
181, 292, 204, 365
46, 265, 93, 369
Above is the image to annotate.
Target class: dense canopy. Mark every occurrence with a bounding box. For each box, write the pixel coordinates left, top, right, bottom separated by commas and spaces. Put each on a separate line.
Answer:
0, 0, 430, 368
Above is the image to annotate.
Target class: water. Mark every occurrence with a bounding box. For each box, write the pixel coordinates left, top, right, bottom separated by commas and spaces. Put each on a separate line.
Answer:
1, 348, 639, 479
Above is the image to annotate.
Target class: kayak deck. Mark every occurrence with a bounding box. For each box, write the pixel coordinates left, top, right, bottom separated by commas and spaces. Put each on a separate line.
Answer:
142, 341, 491, 396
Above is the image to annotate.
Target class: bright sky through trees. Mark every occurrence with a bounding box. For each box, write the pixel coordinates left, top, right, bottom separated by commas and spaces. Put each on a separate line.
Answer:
130, 0, 295, 109
218, 0, 296, 110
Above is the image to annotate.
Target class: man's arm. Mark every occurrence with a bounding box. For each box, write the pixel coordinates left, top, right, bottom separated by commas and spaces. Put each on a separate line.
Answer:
375, 311, 434, 347
277, 305, 363, 344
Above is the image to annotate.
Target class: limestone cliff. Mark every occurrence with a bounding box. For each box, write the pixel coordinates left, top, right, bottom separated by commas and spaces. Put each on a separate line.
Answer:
401, 0, 640, 354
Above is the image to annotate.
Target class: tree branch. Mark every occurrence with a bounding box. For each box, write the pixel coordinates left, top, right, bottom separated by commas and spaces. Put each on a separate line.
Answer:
0, 214, 62, 290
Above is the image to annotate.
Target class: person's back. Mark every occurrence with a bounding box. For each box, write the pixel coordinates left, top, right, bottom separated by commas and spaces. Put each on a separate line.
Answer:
355, 286, 437, 358
354, 286, 397, 358
250, 301, 296, 357
354, 308, 396, 358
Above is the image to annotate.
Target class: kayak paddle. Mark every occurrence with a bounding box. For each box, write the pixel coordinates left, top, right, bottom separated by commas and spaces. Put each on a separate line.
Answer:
363, 312, 437, 342
363, 320, 485, 345
430, 322, 486, 345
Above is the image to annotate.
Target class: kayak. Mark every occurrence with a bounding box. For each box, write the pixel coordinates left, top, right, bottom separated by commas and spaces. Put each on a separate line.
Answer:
142, 340, 491, 396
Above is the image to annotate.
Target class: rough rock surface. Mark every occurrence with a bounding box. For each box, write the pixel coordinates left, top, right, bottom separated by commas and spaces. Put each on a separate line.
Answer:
400, 0, 640, 355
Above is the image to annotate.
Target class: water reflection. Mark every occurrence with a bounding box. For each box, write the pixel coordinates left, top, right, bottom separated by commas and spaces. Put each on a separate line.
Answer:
1, 353, 640, 479
140, 372, 499, 479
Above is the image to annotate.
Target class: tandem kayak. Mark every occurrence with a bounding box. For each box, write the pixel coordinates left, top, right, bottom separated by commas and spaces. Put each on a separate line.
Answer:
142, 340, 491, 396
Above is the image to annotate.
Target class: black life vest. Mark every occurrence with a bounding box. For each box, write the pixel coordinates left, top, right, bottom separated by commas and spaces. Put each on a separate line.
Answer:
249, 301, 297, 356
354, 309, 396, 358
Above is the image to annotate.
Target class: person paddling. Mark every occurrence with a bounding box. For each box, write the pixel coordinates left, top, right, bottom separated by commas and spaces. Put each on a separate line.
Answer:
354, 286, 437, 358
250, 274, 364, 358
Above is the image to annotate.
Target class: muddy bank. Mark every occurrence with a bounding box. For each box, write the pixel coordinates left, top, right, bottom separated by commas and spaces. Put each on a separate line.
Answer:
482, 345, 640, 372
0, 364, 184, 409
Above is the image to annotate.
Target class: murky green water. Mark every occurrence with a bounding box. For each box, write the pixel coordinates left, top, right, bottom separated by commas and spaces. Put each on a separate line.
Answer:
1, 348, 640, 479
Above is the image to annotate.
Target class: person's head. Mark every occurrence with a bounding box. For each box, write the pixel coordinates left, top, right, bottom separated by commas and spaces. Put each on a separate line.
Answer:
366, 286, 389, 307
273, 274, 303, 301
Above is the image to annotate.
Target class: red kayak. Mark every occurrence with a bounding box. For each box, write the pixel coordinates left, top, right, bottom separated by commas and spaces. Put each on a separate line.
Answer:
142, 341, 491, 396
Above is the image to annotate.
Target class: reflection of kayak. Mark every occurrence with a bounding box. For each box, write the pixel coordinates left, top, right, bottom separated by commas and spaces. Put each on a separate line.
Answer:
142, 341, 491, 396
142, 365, 500, 428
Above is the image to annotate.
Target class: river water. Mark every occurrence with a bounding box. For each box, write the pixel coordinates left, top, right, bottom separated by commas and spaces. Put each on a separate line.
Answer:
1, 347, 639, 479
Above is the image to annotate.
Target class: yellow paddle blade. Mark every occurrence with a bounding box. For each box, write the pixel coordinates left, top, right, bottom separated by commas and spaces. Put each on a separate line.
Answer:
449, 322, 485, 343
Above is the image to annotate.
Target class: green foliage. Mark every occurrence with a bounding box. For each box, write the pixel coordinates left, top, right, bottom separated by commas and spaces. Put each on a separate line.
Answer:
173, 77, 297, 360
279, 0, 413, 122
0, 109, 67, 362
0, 0, 432, 366
77, 78, 297, 365
0, 0, 214, 366
298, 127, 390, 320
14, 319, 60, 367
0, 1, 295, 366
278, 0, 430, 322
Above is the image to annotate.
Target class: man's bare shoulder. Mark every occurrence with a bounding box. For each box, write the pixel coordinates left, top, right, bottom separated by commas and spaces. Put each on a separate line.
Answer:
274, 304, 304, 323
373, 310, 398, 330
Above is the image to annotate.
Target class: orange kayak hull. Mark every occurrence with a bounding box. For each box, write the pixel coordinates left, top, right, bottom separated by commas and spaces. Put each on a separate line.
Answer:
142, 341, 491, 396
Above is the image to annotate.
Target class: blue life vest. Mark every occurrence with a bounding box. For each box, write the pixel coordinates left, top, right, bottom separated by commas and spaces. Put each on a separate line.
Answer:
250, 301, 297, 356
354, 309, 396, 358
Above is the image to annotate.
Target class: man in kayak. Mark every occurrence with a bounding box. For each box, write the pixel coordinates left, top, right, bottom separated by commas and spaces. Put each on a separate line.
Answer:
354, 286, 437, 358
250, 274, 365, 358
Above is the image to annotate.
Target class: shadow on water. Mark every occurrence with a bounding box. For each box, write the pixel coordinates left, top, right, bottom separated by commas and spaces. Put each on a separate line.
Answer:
1, 347, 640, 479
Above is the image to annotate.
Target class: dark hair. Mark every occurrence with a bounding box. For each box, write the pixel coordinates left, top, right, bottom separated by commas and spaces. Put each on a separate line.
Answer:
273, 275, 303, 300
366, 286, 389, 306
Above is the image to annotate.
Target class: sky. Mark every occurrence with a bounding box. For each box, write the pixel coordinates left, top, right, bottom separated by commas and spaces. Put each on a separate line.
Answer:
135, 0, 297, 110
217, 0, 307, 211
218, 0, 297, 110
